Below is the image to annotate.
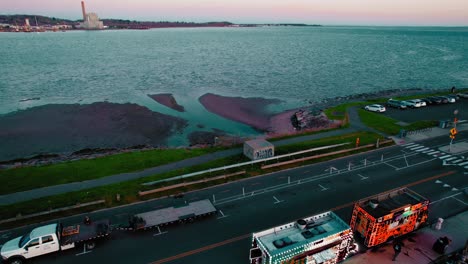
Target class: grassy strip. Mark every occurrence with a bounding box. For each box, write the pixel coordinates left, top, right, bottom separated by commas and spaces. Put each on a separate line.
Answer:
358, 109, 438, 135
0, 147, 223, 195
0, 131, 388, 228
324, 102, 365, 121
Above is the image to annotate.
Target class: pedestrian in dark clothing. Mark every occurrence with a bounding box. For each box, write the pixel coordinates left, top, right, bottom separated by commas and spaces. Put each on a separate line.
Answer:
451, 86, 456, 93
393, 239, 404, 261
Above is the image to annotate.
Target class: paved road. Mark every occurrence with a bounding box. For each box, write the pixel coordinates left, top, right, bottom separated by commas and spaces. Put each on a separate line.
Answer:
2, 135, 466, 264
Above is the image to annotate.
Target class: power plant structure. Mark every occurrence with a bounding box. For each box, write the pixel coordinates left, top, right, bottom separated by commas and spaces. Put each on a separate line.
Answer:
79, 1, 104, 30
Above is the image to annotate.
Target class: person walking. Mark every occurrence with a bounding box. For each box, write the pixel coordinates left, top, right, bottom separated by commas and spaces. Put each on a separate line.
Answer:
392, 239, 404, 261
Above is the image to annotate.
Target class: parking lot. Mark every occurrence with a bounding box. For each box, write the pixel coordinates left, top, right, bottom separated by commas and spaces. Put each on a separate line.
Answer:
381, 97, 468, 123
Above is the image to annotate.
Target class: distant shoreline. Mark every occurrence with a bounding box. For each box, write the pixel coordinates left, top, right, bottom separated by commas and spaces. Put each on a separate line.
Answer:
0, 14, 322, 32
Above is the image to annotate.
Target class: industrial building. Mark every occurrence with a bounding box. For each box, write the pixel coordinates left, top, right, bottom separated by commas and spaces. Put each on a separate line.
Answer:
243, 139, 274, 160
79, 1, 104, 30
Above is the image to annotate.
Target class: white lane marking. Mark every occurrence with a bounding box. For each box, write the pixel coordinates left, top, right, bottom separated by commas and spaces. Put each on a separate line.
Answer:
444, 157, 458, 162
383, 162, 400, 169
410, 146, 425, 150
318, 184, 329, 191
273, 196, 284, 204
422, 149, 434, 153
403, 142, 417, 147
217, 210, 229, 219
451, 159, 464, 164
430, 192, 462, 204
416, 147, 430, 152
443, 184, 451, 188
435, 180, 443, 184
396, 158, 437, 170
358, 174, 369, 180
457, 161, 468, 166
439, 155, 452, 160
452, 197, 468, 206
452, 187, 459, 191
76, 244, 92, 256
153, 226, 168, 236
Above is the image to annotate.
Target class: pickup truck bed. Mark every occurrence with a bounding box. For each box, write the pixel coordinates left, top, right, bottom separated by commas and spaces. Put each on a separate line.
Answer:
60, 219, 110, 245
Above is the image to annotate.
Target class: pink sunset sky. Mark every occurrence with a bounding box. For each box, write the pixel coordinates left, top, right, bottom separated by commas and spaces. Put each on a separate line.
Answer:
1, 0, 467, 26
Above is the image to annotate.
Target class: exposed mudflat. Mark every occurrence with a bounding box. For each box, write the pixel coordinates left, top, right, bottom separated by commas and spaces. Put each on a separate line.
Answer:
148, 93, 185, 112
0, 102, 187, 161
199, 93, 281, 131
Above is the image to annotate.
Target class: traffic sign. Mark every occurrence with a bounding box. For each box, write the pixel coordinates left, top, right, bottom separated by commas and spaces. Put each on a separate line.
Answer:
450, 128, 457, 135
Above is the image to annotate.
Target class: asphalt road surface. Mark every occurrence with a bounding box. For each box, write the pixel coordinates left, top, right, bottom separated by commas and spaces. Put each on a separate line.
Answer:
1, 134, 467, 264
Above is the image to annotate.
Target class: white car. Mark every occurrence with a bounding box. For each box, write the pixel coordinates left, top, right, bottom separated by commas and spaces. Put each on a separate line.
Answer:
413, 99, 426, 107
364, 104, 386, 113
406, 99, 423, 108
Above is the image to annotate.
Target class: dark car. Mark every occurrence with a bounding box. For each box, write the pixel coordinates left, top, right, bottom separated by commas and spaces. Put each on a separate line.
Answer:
435, 96, 450, 103
387, 99, 407, 109
421, 98, 434, 105
427, 96, 443, 104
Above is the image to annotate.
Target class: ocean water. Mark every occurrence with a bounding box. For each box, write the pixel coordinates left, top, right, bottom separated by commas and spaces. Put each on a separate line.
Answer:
0, 26, 467, 144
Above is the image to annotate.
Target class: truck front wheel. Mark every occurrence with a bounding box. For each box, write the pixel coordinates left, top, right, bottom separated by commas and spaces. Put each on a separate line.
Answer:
8, 257, 25, 264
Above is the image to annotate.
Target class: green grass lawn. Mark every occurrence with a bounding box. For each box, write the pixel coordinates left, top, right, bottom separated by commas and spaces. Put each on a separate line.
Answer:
324, 102, 365, 121
0, 147, 222, 195
0, 131, 388, 224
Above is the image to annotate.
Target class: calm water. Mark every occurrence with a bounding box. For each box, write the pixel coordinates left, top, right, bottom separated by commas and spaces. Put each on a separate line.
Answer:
0, 26, 467, 144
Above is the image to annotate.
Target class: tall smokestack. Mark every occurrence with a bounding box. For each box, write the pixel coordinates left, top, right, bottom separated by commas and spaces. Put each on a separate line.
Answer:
81, 1, 87, 21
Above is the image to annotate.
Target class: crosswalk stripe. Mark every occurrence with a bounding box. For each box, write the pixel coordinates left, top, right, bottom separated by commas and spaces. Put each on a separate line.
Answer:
416, 148, 430, 152
403, 143, 417, 147
451, 159, 464, 164
444, 157, 458, 162
410, 146, 425, 150
428, 151, 439, 155
422, 149, 434, 153
439, 155, 452, 159
458, 161, 468, 166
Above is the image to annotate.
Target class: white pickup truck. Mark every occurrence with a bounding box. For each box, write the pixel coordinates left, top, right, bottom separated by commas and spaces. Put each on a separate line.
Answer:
1, 219, 110, 264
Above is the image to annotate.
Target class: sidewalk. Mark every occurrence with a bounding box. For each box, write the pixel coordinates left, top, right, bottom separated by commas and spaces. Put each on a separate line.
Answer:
344, 210, 468, 264
391, 123, 468, 146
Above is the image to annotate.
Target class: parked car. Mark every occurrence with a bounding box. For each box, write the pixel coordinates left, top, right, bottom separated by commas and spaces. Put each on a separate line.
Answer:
414, 99, 426, 107
426, 96, 443, 104
387, 99, 407, 109
401, 100, 416, 108
433, 96, 449, 104
457, 93, 468, 99
421, 98, 434, 105
364, 104, 386, 113
439, 95, 456, 103
406, 99, 423, 108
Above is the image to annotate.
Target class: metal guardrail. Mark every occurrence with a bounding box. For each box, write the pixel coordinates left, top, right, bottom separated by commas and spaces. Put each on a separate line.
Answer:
142, 142, 350, 186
